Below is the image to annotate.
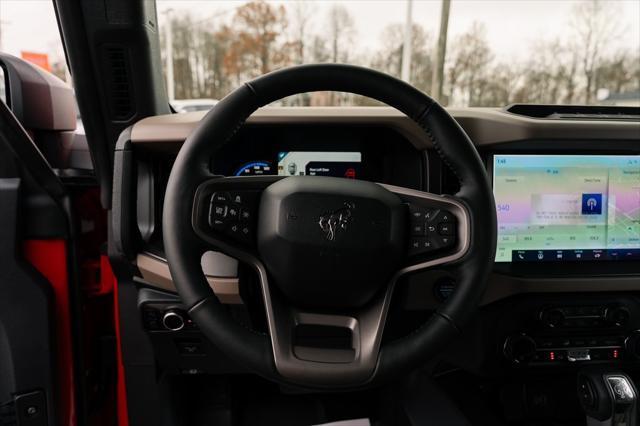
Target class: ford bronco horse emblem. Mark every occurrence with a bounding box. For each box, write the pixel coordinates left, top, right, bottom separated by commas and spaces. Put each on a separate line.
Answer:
318, 202, 354, 241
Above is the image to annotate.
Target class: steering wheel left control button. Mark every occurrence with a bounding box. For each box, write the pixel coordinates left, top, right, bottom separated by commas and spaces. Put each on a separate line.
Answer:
211, 203, 228, 219
227, 205, 240, 220
240, 208, 252, 222
211, 192, 230, 203
210, 218, 226, 231
209, 192, 231, 228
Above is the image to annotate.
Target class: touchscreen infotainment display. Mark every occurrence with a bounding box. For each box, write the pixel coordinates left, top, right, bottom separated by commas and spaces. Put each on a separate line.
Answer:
277, 151, 361, 179
493, 155, 640, 262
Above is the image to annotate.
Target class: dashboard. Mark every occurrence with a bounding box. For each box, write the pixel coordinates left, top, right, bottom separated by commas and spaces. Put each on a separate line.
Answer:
112, 106, 640, 380
124, 107, 640, 291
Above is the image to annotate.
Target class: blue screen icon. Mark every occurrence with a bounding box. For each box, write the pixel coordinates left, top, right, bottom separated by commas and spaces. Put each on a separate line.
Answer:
582, 193, 602, 215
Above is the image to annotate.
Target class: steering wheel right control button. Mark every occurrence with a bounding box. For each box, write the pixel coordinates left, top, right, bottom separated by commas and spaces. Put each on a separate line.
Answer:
407, 205, 457, 256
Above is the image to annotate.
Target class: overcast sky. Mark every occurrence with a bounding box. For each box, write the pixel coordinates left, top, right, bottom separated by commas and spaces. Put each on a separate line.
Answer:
0, 0, 638, 66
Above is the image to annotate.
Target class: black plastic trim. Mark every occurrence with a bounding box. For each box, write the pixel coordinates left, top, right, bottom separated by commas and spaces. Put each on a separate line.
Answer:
112, 127, 141, 259
53, 0, 171, 209
505, 104, 640, 120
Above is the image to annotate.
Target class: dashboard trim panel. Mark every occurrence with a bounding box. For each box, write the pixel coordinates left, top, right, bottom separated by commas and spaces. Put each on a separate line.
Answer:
136, 252, 243, 304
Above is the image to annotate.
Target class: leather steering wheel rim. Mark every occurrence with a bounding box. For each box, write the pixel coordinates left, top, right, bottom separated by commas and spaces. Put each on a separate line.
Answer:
162, 64, 496, 389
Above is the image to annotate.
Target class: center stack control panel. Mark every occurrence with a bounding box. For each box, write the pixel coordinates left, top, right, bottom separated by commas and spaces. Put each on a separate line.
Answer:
502, 302, 640, 367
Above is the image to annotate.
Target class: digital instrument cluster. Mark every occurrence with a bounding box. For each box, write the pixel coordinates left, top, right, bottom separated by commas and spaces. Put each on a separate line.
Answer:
233, 151, 362, 179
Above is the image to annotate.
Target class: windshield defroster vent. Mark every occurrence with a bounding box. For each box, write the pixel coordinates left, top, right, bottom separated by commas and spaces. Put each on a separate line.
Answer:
505, 104, 640, 120
102, 46, 134, 121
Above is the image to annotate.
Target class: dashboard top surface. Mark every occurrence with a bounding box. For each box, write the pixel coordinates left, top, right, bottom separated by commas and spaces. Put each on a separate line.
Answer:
128, 106, 640, 150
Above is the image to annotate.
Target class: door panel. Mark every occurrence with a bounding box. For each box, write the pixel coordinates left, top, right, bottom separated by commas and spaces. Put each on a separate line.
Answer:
0, 178, 58, 426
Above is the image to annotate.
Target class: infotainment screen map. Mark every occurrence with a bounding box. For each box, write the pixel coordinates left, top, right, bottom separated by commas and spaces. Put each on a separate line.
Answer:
277, 151, 361, 179
493, 155, 640, 262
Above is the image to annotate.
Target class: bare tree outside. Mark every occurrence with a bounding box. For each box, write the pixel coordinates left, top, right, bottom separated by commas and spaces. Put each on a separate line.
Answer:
447, 22, 493, 106
431, 0, 451, 103
325, 4, 356, 105
290, 1, 315, 65
373, 23, 433, 92
158, 0, 640, 108
326, 4, 356, 64
571, 0, 623, 103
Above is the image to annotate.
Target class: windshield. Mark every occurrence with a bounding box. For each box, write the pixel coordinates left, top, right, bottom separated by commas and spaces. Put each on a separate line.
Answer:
1, 1, 637, 109
157, 0, 640, 108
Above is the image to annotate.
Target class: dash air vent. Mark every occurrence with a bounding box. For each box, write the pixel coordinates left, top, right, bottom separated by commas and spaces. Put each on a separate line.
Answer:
103, 46, 134, 121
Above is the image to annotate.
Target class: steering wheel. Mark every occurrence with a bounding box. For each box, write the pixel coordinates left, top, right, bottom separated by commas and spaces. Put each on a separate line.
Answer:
163, 64, 496, 389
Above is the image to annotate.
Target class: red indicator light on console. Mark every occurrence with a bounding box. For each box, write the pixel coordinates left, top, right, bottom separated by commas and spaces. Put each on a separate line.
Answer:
613, 349, 619, 359
549, 351, 555, 361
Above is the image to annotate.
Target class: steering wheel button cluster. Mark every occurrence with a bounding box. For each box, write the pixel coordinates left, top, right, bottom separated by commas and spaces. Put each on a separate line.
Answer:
205, 189, 260, 245
407, 205, 457, 256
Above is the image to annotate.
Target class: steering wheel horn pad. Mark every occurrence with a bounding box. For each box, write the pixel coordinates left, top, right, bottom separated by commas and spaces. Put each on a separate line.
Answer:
258, 176, 406, 309
163, 64, 497, 389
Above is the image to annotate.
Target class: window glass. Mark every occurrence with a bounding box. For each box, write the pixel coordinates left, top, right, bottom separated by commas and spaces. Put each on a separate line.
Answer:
0, 1, 70, 84
157, 0, 640, 107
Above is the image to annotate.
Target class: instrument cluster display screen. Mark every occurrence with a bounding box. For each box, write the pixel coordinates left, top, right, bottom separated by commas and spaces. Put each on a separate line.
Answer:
277, 151, 361, 179
493, 155, 640, 262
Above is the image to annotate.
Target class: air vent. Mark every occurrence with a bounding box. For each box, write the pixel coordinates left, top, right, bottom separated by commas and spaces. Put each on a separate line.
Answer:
103, 46, 134, 121
505, 104, 640, 120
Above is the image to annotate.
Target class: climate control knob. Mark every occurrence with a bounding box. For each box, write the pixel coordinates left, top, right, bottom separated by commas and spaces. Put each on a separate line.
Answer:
504, 334, 537, 364
606, 306, 630, 327
540, 308, 565, 328
625, 330, 640, 360
162, 310, 186, 331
